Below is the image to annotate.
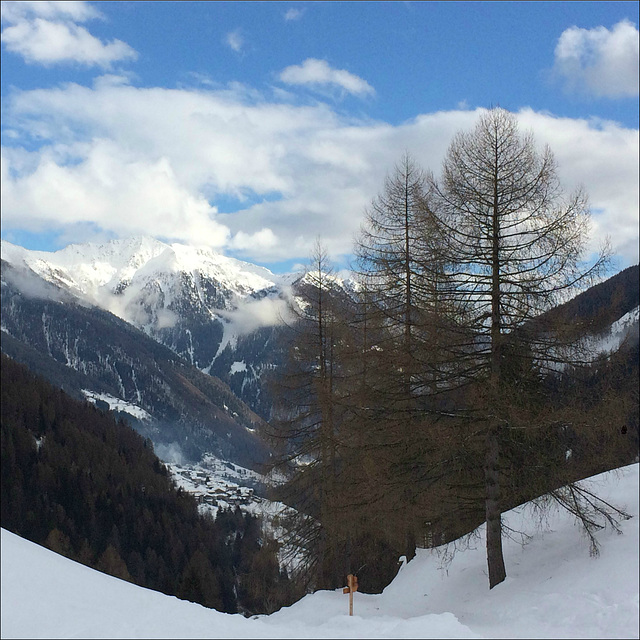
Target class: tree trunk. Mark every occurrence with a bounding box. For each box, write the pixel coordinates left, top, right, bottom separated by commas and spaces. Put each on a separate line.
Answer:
405, 529, 416, 562
486, 155, 506, 589
485, 425, 506, 588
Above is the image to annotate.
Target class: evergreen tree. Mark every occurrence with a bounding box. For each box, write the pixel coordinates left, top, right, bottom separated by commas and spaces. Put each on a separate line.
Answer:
0, 353, 295, 614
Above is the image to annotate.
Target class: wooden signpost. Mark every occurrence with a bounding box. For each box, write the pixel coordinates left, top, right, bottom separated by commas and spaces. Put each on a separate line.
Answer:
343, 574, 358, 616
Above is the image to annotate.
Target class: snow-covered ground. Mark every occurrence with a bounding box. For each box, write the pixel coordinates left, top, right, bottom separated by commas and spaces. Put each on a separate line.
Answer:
82, 389, 153, 422
2, 463, 638, 639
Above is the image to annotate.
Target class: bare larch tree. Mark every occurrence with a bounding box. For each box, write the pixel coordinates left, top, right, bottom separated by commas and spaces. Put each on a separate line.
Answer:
428, 107, 611, 588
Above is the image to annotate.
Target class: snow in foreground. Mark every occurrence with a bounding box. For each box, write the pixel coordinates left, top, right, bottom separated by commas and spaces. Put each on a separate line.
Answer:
2, 464, 639, 639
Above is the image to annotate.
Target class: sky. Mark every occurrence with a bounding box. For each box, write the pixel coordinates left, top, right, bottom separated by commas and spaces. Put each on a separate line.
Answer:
2, 463, 638, 638
1, 1, 638, 273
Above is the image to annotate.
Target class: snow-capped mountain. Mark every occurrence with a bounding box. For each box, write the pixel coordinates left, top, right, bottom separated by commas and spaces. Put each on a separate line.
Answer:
2, 237, 637, 447
0, 256, 270, 467
1, 237, 293, 418
0, 236, 367, 466
1, 237, 278, 302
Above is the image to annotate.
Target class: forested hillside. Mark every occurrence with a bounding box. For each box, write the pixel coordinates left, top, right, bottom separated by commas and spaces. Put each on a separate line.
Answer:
1, 258, 270, 467
536, 264, 639, 334
0, 354, 297, 615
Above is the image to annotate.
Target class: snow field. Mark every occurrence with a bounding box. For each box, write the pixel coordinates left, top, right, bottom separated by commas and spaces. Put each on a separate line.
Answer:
2, 464, 638, 639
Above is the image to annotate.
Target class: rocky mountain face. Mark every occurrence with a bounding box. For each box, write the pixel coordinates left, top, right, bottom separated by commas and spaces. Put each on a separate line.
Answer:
1, 237, 293, 420
0, 257, 270, 467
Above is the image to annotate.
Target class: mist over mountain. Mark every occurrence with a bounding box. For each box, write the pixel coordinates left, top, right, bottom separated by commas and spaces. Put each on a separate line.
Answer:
1, 237, 296, 419
1, 256, 269, 467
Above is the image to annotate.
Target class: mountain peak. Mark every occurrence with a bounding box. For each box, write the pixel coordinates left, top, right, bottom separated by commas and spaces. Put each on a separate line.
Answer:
1, 236, 282, 296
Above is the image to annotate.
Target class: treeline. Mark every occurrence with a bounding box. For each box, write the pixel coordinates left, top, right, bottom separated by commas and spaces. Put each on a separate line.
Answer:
0, 353, 298, 615
266, 108, 638, 593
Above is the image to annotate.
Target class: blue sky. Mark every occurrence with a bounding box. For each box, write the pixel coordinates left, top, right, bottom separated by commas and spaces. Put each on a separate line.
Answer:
1, 1, 638, 272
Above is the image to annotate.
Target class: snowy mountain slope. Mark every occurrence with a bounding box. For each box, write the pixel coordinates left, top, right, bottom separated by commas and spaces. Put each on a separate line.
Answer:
2, 463, 638, 639
82, 389, 154, 421
1, 237, 278, 301
586, 305, 639, 356
1, 238, 292, 417
0, 237, 284, 341
0, 260, 270, 467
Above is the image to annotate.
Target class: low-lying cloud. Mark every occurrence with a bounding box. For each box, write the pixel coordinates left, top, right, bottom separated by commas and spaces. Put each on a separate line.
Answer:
219, 293, 295, 336
1, 260, 76, 304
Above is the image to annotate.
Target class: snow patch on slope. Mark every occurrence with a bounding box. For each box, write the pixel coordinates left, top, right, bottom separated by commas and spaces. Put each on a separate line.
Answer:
82, 389, 152, 422
230, 361, 247, 374
590, 305, 640, 354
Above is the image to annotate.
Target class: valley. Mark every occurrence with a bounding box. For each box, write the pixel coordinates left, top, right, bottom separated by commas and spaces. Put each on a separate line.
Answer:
1, 235, 638, 613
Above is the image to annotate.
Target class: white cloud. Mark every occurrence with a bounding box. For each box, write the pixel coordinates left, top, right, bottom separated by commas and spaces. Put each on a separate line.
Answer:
553, 19, 639, 98
1, 0, 137, 68
517, 109, 639, 263
279, 58, 375, 97
0, 81, 637, 268
1, 18, 137, 67
1, 142, 231, 248
225, 29, 244, 53
284, 8, 304, 22
0, 1, 101, 23
229, 228, 278, 251
219, 295, 294, 335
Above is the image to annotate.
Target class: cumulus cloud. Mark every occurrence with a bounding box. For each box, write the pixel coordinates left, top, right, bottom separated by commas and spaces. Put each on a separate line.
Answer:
279, 58, 375, 97
1, 141, 231, 249
517, 109, 639, 263
1, 18, 137, 67
1, 80, 637, 268
225, 29, 244, 53
553, 19, 639, 98
229, 228, 278, 252
1, 0, 137, 67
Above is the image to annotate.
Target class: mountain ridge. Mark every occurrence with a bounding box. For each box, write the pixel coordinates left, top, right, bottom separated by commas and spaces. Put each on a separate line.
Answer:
1, 257, 270, 467
1, 237, 294, 418
3, 239, 637, 463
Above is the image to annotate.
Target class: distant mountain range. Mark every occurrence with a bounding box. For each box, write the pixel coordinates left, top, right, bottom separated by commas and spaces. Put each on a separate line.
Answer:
2, 237, 637, 467
1, 237, 295, 420
0, 239, 285, 467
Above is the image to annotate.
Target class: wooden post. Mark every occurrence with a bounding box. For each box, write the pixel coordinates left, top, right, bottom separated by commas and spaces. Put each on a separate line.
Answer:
343, 574, 358, 616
